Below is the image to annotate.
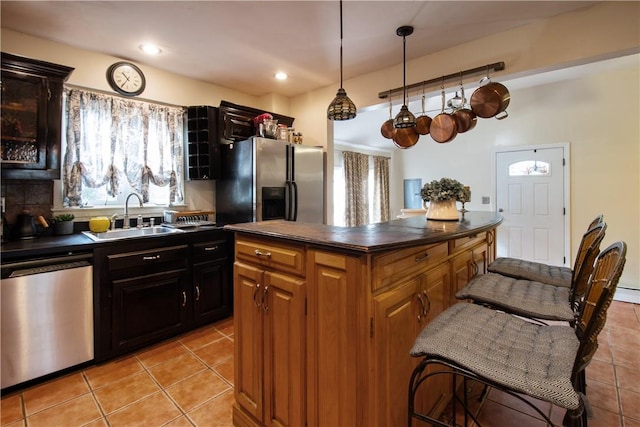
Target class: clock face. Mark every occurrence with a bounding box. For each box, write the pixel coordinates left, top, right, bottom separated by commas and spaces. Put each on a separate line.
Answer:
107, 62, 146, 96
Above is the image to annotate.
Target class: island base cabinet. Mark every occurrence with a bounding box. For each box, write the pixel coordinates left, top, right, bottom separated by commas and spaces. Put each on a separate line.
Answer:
373, 261, 451, 427
233, 261, 306, 427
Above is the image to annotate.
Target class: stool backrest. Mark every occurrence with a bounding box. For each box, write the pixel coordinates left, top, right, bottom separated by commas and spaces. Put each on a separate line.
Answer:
587, 214, 604, 231
572, 241, 626, 378
570, 223, 607, 304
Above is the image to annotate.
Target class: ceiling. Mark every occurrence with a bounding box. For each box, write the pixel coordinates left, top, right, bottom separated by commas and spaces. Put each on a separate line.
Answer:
1, 1, 600, 98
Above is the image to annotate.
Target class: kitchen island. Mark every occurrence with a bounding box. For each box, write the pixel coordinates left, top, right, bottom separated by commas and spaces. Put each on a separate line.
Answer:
225, 211, 502, 427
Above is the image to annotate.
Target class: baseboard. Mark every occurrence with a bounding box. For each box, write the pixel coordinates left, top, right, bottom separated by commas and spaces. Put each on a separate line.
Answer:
614, 287, 640, 304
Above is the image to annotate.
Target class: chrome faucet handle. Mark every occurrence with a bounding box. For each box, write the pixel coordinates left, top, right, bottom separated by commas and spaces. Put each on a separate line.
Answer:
110, 213, 119, 231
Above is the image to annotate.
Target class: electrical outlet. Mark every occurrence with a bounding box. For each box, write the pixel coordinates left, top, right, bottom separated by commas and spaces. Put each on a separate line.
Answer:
482, 196, 490, 204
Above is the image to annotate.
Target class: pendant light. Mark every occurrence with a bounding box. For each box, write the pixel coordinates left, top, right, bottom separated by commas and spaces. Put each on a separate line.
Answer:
393, 26, 415, 129
327, 0, 357, 121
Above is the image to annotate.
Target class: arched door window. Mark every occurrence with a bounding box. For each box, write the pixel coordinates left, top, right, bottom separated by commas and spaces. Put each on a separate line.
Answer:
508, 160, 551, 176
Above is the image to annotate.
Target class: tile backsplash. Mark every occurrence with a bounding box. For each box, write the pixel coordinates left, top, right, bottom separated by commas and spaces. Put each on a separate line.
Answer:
1, 179, 53, 224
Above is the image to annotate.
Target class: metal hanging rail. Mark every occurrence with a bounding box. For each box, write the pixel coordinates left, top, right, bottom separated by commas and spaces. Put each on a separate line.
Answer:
378, 61, 505, 99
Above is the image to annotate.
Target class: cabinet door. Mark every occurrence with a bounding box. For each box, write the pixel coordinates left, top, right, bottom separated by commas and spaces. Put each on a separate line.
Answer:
418, 262, 453, 418
234, 262, 265, 422
193, 258, 231, 326
373, 277, 422, 427
112, 269, 188, 354
450, 251, 472, 303
263, 271, 305, 427
473, 243, 489, 277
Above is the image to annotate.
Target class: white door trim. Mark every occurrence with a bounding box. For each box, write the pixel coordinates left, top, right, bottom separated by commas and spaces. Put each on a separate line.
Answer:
492, 143, 571, 266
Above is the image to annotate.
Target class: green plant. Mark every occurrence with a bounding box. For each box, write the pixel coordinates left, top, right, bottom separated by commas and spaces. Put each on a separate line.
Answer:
52, 213, 75, 222
421, 178, 468, 202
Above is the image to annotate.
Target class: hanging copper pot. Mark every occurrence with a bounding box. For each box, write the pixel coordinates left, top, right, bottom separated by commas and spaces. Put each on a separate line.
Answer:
415, 93, 432, 135
452, 84, 477, 133
430, 89, 457, 143
392, 126, 419, 149
470, 77, 510, 120
380, 95, 395, 139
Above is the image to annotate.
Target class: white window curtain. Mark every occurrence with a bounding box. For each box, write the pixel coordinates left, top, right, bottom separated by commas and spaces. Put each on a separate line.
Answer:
62, 88, 184, 207
373, 155, 390, 223
342, 151, 369, 227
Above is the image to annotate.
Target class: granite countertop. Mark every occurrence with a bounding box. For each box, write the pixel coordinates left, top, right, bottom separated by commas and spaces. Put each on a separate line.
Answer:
0, 225, 224, 261
224, 211, 503, 253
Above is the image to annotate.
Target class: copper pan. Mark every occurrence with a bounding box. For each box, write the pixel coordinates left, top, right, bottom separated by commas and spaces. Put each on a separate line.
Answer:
380, 95, 395, 139
415, 93, 432, 135
392, 126, 419, 149
430, 89, 457, 143
452, 84, 477, 133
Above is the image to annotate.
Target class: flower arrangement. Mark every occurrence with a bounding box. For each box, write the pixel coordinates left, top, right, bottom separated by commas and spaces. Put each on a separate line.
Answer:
421, 178, 469, 202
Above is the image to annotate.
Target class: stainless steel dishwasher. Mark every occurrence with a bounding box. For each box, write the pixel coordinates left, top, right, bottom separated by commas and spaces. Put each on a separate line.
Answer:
1, 252, 94, 389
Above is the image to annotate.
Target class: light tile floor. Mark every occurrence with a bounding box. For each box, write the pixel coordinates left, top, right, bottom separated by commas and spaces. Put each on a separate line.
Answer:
1, 302, 638, 427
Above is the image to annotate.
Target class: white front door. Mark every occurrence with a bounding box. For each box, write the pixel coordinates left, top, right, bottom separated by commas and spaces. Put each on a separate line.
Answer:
495, 146, 567, 266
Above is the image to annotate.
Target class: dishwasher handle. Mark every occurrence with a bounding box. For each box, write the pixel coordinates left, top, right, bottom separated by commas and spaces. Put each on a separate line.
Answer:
1, 253, 93, 278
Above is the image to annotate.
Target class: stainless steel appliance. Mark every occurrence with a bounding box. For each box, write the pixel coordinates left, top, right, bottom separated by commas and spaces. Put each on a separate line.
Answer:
1, 253, 93, 389
216, 137, 324, 224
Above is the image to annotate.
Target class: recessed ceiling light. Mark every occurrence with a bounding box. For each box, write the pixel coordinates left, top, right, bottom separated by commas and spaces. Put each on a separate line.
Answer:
139, 44, 162, 55
275, 72, 288, 81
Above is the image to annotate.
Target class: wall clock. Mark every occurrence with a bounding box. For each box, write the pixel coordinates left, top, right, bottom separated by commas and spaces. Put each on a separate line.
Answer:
106, 61, 146, 96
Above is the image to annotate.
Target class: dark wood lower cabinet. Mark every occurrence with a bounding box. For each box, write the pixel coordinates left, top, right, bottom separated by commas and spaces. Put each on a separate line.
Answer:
112, 269, 188, 354
94, 230, 232, 362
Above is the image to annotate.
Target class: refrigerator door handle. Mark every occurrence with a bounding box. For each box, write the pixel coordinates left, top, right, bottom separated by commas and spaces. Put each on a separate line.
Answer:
292, 181, 299, 221
285, 181, 293, 221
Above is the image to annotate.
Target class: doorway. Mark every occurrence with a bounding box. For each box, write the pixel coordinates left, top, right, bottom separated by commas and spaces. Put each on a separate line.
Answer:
495, 144, 569, 266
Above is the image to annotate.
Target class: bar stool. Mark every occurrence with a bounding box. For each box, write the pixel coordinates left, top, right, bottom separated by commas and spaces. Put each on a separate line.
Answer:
487, 215, 604, 288
408, 241, 626, 427
455, 222, 606, 323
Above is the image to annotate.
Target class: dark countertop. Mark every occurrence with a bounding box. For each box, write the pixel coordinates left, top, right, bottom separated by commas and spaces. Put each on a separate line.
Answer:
0, 226, 225, 261
224, 211, 503, 253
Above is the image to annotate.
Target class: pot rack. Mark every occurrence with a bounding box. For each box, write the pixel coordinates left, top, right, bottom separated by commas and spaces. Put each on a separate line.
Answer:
378, 61, 505, 100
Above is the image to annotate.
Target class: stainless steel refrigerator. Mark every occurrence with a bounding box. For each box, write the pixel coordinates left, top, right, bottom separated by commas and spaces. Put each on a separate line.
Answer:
216, 137, 324, 225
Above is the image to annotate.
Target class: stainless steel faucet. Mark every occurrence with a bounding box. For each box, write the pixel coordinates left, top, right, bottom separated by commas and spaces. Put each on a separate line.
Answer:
123, 193, 143, 229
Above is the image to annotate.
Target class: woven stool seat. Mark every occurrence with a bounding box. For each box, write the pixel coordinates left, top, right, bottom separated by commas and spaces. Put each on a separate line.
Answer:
410, 303, 581, 410
488, 258, 572, 287
487, 216, 605, 291
456, 273, 575, 321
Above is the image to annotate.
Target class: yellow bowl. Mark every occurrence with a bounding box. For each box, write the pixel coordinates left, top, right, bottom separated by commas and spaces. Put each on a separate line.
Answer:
89, 216, 110, 233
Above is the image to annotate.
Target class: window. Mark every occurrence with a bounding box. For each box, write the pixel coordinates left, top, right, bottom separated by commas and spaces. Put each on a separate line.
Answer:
508, 160, 551, 176
61, 88, 185, 207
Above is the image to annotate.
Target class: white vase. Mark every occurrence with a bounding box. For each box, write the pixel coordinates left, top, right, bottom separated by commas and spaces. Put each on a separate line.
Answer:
426, 199, 459, 221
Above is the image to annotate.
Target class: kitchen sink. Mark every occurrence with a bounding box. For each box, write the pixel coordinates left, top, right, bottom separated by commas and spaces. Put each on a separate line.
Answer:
82, 226, 184, 241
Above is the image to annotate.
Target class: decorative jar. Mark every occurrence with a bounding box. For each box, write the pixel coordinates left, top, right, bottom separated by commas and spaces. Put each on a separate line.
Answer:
425, 199, 459, 221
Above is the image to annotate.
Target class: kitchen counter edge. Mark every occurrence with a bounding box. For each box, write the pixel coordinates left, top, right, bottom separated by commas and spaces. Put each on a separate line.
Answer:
224, 211, 503, 254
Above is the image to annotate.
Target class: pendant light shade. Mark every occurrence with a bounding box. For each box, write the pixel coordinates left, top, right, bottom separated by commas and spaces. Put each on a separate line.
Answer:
393, 25, 415, 129
327, 0, 356, 121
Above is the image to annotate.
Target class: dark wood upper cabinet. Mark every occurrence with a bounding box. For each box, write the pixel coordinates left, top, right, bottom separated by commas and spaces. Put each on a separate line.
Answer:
218, 100, 294, 144
1, 52, 74, 180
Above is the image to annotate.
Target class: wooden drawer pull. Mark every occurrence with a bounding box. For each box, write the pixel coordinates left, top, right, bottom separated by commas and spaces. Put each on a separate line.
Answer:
254, 249, 272, 258
414, 253, 429, 263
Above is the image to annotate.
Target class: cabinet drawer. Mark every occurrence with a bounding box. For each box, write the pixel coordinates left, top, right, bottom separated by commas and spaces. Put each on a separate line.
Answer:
108, 244, 188, 272
236, 237, 304, 276
448, 232, 486, 254
193, 240, 228, 261
372, 242, 448, 292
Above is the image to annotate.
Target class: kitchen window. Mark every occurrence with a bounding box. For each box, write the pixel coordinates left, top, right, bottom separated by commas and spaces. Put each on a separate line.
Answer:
61, 88, 185, 207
